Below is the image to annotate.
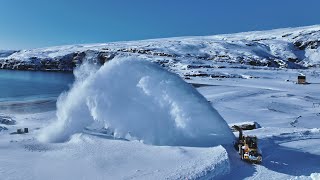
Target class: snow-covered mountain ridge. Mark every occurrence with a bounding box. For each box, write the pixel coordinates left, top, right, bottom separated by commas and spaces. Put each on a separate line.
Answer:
0, 25, 320, 74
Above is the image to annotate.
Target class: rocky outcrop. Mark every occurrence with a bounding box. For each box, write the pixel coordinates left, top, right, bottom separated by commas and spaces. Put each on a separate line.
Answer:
0, 115, 16, 125
0, 126, 8, 132
294, 40, 320, 50
0, 50, 118, 71
230, 122, 261, 131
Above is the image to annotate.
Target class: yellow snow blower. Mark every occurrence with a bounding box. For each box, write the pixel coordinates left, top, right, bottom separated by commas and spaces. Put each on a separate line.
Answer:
233, 125, 262, 163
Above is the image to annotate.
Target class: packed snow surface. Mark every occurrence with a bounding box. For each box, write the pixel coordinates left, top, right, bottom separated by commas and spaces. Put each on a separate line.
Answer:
39, 57, 234, 146
0, 131, 230, 180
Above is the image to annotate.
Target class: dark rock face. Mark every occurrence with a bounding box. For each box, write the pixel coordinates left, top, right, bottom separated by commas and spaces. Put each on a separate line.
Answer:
294, 40, 320, 50
0, 57, 69, 71
0, 50, 117, 72
98, 52, 116, 64
267, 60, 280, 68
230, 122, 261, 132
0, 115, 16, 125
0, 126, 8, 131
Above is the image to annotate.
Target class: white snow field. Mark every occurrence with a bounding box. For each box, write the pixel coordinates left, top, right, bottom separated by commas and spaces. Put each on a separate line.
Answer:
0, 128, 230, 180
1, 25, 320, 179
192, 68, 320, 180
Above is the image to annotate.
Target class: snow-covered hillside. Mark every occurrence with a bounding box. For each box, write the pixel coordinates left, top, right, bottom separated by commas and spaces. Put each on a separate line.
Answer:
0, 50, 18, 58
0, 25, 320, 73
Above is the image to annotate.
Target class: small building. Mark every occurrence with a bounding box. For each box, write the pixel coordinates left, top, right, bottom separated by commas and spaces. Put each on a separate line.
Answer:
17, 128, 23, 134
16, 128, 28, 134
298, 75, 306, 84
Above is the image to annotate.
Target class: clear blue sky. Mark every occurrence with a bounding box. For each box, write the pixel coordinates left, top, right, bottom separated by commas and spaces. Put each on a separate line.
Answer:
0, 0, 319, 50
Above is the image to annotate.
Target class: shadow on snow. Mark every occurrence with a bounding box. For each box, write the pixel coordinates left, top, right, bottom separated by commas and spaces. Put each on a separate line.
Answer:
260, 137, 320, 176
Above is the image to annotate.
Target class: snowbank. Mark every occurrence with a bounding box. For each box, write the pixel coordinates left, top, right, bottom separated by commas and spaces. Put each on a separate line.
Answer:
295, 173, 320, 180
39, 57, 234, 146
0, 134, 231, 180
311, 173, 320, 180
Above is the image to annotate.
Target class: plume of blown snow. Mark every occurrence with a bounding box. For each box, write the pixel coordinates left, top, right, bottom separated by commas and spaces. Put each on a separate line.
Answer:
38, 57, 234, 146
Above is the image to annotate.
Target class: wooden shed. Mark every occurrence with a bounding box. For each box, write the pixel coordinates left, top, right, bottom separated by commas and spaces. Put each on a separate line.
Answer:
298, 75, 306, 84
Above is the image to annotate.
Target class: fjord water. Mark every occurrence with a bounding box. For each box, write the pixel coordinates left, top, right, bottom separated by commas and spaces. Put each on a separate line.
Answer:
0, 70, 74, 112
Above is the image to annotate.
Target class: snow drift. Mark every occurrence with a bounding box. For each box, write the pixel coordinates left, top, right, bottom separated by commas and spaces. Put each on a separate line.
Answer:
39, 57, 234, 146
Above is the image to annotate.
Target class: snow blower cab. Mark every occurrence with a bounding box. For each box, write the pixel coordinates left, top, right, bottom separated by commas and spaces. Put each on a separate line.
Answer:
233, 126, 262, 163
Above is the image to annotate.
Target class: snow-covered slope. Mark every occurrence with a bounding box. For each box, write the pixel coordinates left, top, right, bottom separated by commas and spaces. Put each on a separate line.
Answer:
0, 25, 320, 73
0, 50, 18, 58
